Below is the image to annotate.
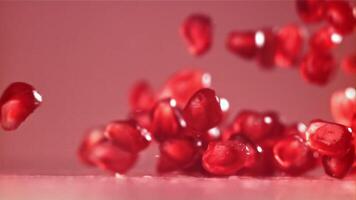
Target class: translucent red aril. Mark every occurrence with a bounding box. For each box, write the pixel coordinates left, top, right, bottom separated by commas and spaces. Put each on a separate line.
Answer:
300, 51, 336, 86
256, 29, 278, 68
296, 0, 326, 23
273, 134, 315, 175
151, 98, 186, 141
330, 87, 356, 126
322, 146, 355, 178
275, 24, 304, 67
180, 14, 212, 56
202, 140, 251, 175
129, 80, 156, 112
157, 138, 197, 173
105, 120, 151, 153
309, 26, 343, 52
306, 121, 353, 157
226, 31, 258, 59
342, 54, 356, 74
160, 69, 211, 108
129, 111, 152, 131
183, 88, 223, 132
326, 0, 355, 35
0, 82, 42, 131
78, 127, 107, 166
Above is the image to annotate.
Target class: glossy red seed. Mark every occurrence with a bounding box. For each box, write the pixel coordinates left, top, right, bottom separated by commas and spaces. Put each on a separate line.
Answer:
78, 127, 107, 166
309, 26, 343, 52
306, 121, 353, 157
105, 120, 151, 153
273, 134, 315, 175
256, 29, 278, 69
183, 88, 223, 132
0, 82, 42, 131
342, 54, 356, 74
330, 87, 356, 126
160, 69, 211, 108
128, 111, 152, 131
129, 80, 156, 112
202, 140, 251, 175
326, 0, 355, 35
180, 14, 212, 56
90, 141, 137, 174
322, 146, 355, 178
275, 24, 304, 67
151, 98, 185, 141
300, 51, 336, 86
296, 0, 326, 23
226, 31, 258, 59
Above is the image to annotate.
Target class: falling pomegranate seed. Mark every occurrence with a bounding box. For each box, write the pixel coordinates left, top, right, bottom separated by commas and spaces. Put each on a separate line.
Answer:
105, 120, 151, 153
341, 53, 356, 74
180, 14, 212, 56
326, 0, 355, 35
0, 82, 42, 131
275, 24, 304, 68
273, 134, 316, 175
157, 138, 197, 173
296, 0, 326, 23
202, 140, 252, 176
305, 120, 353, 157
255, 29, 278, 69
226, 31, 258, 59
129, 80, 156, 112
309, 26, 343, 52
78, 126, 107, 166
330, 87, 356, 126
183, 88, 223, 133
322, 146, 355, 178
299, 50, 336, 86
159, 69, 211, 108
151, 98, 186, 141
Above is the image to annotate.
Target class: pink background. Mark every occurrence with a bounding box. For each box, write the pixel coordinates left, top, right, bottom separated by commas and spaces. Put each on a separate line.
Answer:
0, 1, 355, 175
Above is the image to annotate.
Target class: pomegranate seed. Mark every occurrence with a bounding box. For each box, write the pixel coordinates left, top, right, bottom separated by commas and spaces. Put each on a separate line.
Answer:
129, 80, 156, 112
273, 134, 316, 175
78, 127, 107, 166
129, 111, 152, 131
183, 88, 223, 133
300, 51, 336, 86
341, 53, 356, 74
90, 141, 137, 174
160, 69, 211, 108
151, 98, 186, 141
275, 24, 304, 67
296, 0, 326, 23
226, 31, 258, 59
157, 138, 197, 173
105, 120, 151, 153
305, 120, 353, 157
309, 26, 343, 52
256, 29, 278, 69
322, 146, 355, 178
0, 82, 42, 131
283, 123, 308, 139
330, 87, 356, 126
202, 140, 252, 176
228, 134, 259, 168
180, 14, 212, 56
326, 0, 355, 35
196, 127, 223, 149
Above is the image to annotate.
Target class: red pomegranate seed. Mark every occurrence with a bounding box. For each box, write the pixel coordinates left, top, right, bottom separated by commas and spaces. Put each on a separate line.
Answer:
226, 31, 258, 59
195, 127, 223, 149
322, 146, 355, 178
275, 24, 304, 68
0, 82, 42, 131
151, 98, 186, 141
78, 126, 107, 166
180, 14, 212, 56
256, 29, 278, 69
90, 141, 137, 174
299, 51, 336, 86
105, 120, 151, 153
309, 26, 343, 52
160, 69, 211, 108
128, 111, 152, 131
129, 80, 156, 112
342, 53, 356, 74
331, 87, 356, 126
273, 134, 316, 175
305, 120, 353, 157
202, 140, 252, 175
183, 88, 223, 133
283, 122, 308, 139
326, 0, 355, 35
296, 0, 326, 23
157, 138, 197, 173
